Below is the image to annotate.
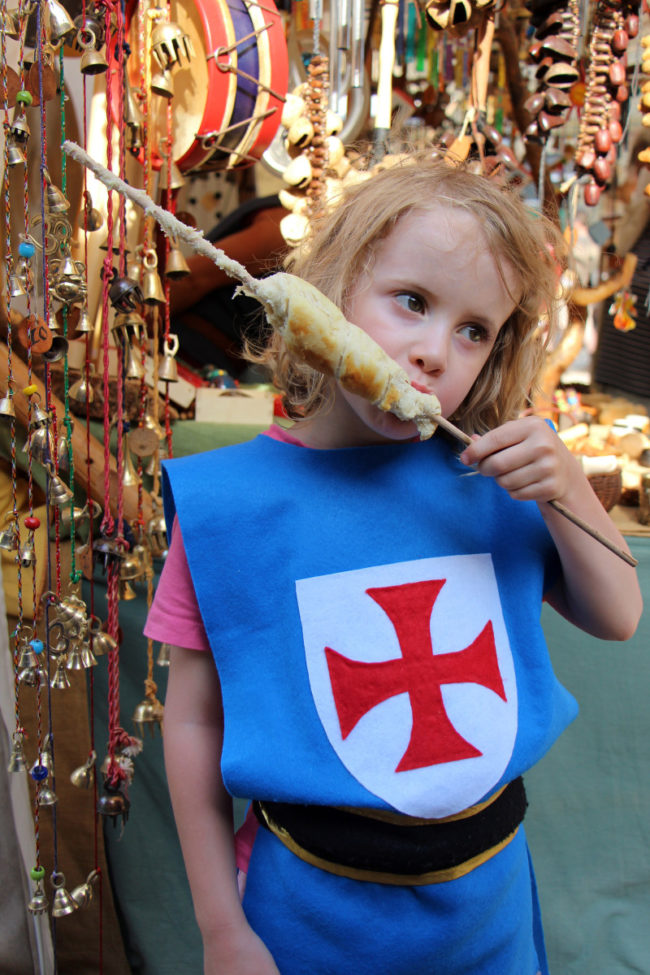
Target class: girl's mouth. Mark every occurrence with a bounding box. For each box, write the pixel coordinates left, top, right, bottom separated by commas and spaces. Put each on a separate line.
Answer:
411, 380, 435, 396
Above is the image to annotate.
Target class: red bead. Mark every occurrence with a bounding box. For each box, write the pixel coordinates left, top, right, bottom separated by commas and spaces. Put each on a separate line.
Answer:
612, 29, 628, 53
609, 119, 623, 143
594, 128, 612, 154
626, 14, 639, 38
609, 61, 626, 86
24, 516, 40, 530
584, 181, 602, 206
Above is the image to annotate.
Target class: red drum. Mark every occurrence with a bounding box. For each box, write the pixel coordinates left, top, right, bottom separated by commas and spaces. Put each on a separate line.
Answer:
124, 0, 288, 172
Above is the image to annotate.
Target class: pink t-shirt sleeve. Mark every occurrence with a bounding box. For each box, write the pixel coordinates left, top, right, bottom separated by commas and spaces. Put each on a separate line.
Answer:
144, 515, 211, 651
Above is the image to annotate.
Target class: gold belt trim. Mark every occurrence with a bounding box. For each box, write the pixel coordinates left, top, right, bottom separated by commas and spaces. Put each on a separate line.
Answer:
339, 783, 508, 826
255, 799, 521, 887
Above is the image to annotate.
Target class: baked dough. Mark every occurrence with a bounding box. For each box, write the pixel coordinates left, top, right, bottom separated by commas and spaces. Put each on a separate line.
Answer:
242, 272, 442, 440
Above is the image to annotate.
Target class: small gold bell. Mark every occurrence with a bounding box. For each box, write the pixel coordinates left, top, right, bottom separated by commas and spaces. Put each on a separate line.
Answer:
50, 658, 71, 690
97, 784, 130, 827
51, 873, 79, 918
0, 518, 19, 550
142, 249, 167, 305
157, 642, 171, 666
6, 137, 26, 167
118, 579, 137, 601
124, 77, 144, 152
48, 469, 75, 507
19, 542, 36, 567
65, 647, 86, 671
27, 423, 54, 465
70, 751, 96, 789
164, 243, 190, 279
132, 697, 164, 737
78, 28, 108, 75
70, 869, 100, 908
75, 305, 94, 334
124, 341, 145, 380
44, 0, 76, 46
18, 665, 47, 687
150, 68, 174, 99
79, 641, 98, 668
69, 374, 94, 405
89, 620, 118, 656
43, 169, 70, 213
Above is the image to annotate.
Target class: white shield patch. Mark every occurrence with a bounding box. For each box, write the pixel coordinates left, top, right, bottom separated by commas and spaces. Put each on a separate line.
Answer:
296, 554, 517, 818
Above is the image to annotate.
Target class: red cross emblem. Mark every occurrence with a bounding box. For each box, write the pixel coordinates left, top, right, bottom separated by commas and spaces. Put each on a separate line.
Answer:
325, 579, 507, 771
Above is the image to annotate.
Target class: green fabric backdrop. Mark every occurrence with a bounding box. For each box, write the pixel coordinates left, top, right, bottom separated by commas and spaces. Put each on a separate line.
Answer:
90, 423, 650, 975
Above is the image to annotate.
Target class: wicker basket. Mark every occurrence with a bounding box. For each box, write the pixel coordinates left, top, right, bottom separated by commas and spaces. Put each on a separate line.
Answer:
588, 470, 622, 511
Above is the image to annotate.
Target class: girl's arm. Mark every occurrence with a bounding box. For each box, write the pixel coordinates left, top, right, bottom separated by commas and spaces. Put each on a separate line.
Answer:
164, 645, 280, 975
460, 416, 642, 640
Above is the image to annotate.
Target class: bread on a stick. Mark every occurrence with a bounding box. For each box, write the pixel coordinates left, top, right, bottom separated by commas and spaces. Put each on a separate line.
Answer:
240, 272, 442, 439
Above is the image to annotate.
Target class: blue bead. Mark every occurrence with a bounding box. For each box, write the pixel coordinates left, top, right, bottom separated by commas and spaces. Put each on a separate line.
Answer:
30, 765, 48, 782
19, 241, 36, 259
30, 639, 44, 655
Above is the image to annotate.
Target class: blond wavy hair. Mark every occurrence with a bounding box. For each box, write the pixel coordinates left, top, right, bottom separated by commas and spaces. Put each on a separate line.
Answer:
248, 153, 564, 435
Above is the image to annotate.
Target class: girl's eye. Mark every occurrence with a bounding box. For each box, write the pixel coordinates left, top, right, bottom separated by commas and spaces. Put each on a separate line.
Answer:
395, 292, 425, 314
460, 323, 489, 344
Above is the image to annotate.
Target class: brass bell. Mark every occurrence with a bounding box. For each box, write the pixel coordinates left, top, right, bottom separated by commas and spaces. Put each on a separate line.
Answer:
151, 21, 194, 70
48, 469, 75, 507
8, 272, 27, 298
7, 731, 27, 773
70, 751, 96, 788
89, 620, 118, 656
0, 515, 19, 551
54, 593, 88, 629
97, 784, 130, 826
124, 341, 145, 381
50, 657, 71, 690
19, 542, 36, 567
19, 665, 47, 687
118, 579, 137, 601
150, 68, 174, 100
142, 249, 166, 305
45, 0, 77, 46
0, 389, 16, 420
43, 169, 70, 213
157, 154, 186, 196
78, 28, 108, 75
0, 9, 21, 39
75, 304, 94, 334
27, 882, 48, 916
9, 111, 30, 142
69, 374, 94, 405
6, 136, 26, 167
51, 873, 79, 918
164, 243, 190, 279
132, 697, 164, 736
146, 497, 167, 556
42, 335, 69, 362
159, 334, 180, 382
79, 641, 98, 668
70, 869, 100, 908
30, 400, 50, 429
157, 642, 171, 666
18, 642, 39, 670
79, 190, 103, 232
125, 77, 144, 153
38, 786, 58, 807
65, 647, 86, 671
26, 423, 54, 465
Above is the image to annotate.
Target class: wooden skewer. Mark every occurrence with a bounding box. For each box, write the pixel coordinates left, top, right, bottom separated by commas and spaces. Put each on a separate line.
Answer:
61, 140, 637, 569
433, 414, 638, 568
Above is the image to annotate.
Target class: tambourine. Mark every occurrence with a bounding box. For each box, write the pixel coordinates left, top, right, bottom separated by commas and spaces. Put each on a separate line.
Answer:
123, 0, 288, 173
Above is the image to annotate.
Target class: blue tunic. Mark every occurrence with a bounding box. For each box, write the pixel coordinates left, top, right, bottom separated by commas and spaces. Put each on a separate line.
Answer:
162, 434, 578, 974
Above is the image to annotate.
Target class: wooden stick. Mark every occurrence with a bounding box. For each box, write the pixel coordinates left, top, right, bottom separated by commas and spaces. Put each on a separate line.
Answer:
433, 414, 638, 568
61, 141, 637, 568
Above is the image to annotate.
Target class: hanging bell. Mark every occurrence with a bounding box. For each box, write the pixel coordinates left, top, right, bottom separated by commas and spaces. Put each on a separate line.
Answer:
79, 190, 103, 232
37, 786, 58, 807
18, 642, 39, 670
164, 243, 190, 279
51, 873, 79, 918
157, 144, 186, 196
0, 389, 16, 420
7, 731, 27, 773
118, 579, 137, 600
157, 642, 171, 667
70, 751, 96, 788
43, 169, 70, 213
89, 620, 118, 656
48, 469, 75, 507
124, 341, 145, 381
0, 520, 19, 551
70, 869, 100, 908
50, 657, 71, 690
9, 111, 30, 142
65, 647, 86, 671
19, 541, 36, 567
146, 497, 167, 557
124, 76, 144, 153
69, 374, 94, 405
26, 422, 54, 465
8, 272, 27, 298
132, 697, 164, 737
150, 68, 174, 100
42, 335, 69, 362
45, 0, 77, 46
75, 304, 94, 334
27, 882, 48, 916
108, 274, 143, 313
54, 593, 88, 629
18, 665, 48, 687
151, 20, 194, 70
142, 250, 166, 305
78, 28, 108, 75
159, 334, 180, 382
29, 399, 50, 430
97, 783, 130, 827
6, 136, 26, 167
0, 9, 21, 39
78, 640, 98, 668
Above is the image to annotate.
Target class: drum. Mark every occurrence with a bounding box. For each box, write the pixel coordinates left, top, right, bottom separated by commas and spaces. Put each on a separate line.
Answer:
123, 0, 288, 173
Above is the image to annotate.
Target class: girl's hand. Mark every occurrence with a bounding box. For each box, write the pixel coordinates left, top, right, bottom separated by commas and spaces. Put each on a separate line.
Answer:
459, 416, 578, 505
203, 923, 281, 975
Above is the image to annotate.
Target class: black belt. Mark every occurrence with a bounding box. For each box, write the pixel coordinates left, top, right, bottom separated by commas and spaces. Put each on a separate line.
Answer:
253, 777, 527, 886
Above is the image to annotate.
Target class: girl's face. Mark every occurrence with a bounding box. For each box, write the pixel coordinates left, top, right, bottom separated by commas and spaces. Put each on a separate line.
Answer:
299, 205, 519, 448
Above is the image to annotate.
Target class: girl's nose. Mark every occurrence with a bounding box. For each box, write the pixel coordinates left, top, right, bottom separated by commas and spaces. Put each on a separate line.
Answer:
409, 330, 447, 374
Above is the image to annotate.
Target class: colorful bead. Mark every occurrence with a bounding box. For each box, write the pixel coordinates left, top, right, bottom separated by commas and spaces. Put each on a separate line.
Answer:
30, 866, 45, 881
24, 515, 40, 530
30, 639, 44, 655
30, 765, 48, 782
15, 91, 33, 106
18, 241, 36, 259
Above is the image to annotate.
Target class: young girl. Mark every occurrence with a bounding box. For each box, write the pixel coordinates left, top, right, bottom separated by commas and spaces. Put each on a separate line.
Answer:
145, 155, 641, 975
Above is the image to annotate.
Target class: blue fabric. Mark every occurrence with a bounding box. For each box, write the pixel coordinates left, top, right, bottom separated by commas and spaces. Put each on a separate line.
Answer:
161, 433, 579, 974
